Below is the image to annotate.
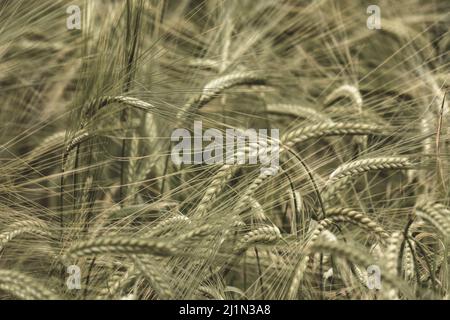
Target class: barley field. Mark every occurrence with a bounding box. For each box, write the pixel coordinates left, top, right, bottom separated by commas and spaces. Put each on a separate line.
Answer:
0, 0, 449, 300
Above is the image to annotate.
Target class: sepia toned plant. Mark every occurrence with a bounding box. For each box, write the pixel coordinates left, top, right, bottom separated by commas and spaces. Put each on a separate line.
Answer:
0, 0, 449, 300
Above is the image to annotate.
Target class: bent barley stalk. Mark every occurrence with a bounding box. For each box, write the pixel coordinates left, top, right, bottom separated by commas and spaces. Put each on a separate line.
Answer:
100, 265, 136, 299
0, 269, 59, 300
130, 255, 174, 299
287, 219, 332, 299
266, 104, 331, 122
328, 157, 415, 182
64, 237, 179, 259
79, 96, 157, 129
0, 220, 51, 252
62, 132, 91, 166
145, 215, 191, 238
234, 124, 388, 215
280, 122, 387, 150
415, 202, 450, 238
322, 157, 416, 204
309, 241, 413, 299
27, 131, 66, 161
324, 85, 363, 109
324, 207, 390, 240
235, 225, 282, 254
177, 71, 267, 121
194, 165, 235, 216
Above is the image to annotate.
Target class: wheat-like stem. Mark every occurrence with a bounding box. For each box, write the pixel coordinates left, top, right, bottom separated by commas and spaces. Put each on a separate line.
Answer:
281, 122, 386, 151
287, 219, 331, 299
385, 231, 403, 277
415, 202, 450, 238
235, 226, 281, 255
329, 157, 415, 181
383, 231, 403, 299
145, 215, 191, 238
195, 165, 235, 215
64, 237, 179, 259
324, 84, 363, 109
0, 220, 51, 251
100, 265, 136, 299
175, 224, 216, 243
62, 132, 91, 166
0, 269, 60, 300
267, 104, 331, 122
131, 255, 174, 299
27, 131, 66, 161
80, 96, 157, 129
324, 207, 390, 240
310, 240, 413, 299
177, 71, 267, 121
233, 123, 386, 215
196, 285, 225, 299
